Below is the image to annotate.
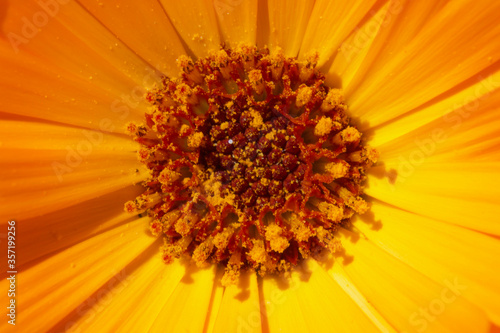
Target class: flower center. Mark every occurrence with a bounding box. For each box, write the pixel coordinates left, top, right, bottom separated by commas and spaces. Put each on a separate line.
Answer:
125, 45, 377, 285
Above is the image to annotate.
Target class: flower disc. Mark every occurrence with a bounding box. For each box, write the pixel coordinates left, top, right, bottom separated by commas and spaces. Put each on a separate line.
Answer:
125, 46, 377, 285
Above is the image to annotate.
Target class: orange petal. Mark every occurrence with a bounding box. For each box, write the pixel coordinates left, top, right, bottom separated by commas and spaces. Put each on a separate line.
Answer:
0, 46, 148, 130
214, 0, 258, 46
158, 0, 220, 58
267, 0, 315, 56
347, 1, 500, 127
13, 186, 143, 267
79, 0, 187, 77
0, 144, 145, 220
2, 1, 161, 89
326, 1, 393, 89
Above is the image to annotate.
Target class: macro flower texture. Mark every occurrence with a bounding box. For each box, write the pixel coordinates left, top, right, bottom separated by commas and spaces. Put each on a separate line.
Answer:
1, 0, 500, 332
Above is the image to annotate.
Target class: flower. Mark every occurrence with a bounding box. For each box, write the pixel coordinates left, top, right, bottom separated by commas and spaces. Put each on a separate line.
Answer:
1, 0, 499, 332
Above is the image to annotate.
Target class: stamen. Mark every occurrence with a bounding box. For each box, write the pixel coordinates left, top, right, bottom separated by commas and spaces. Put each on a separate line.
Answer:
176, 55, 203, 84
268, 47, 285, 80
314, 116, 341, 136
321, 89, 345, 112
300, 51, 319, 82
248, 69, 265, 95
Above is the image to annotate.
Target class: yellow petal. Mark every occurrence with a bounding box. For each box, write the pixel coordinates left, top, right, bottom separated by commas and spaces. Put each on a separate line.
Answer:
148, 265, 217, 332
370, 70, 500, 147
327, 1, 392, 89
336, 228, 490, 333
213, 270, 262, 333
0, 217, 155, 333
261, 273, 309, 332
366, 162, 500, 235
51, 247, 186, 332
262, 259, 381, 332
354, 200, 500, 325
342, 0, 446, 96
299, 0, 378, 67
203, 268, 225, 333
326, 263, 398, 332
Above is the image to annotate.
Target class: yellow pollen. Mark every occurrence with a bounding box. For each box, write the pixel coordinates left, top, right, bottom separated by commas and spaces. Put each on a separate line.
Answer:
187, 131, 204, 148
193, 238, 214, 267
248, 108, 264, 129
325, 161, 349, 179
300, 51, 319, 82
296, 85, 313, 108
176, 55, 194, 74
248, 239, 267, 265
269, 47, 285, 80
213, 226, 235, 250
314, 116, 338, 136
221, 252, 242, 286
176, 54, 203, 84
321, 88, 345, 112
175, 83, 198, 105
316, 227, 342, 253
248, 69, 265, 94
288, 214, 314, 243
235, 43, 256, 70
179, 124, 190, 136
265, 224, 290, 253
333, 126, 361, 145
175, 211, 199, 236
213, 49, 233, 79
201, 171, 235, 209
265, 130, 277, 141
158, 168, 181, 186
338, 187, 369, 214
317, 202, 344, 222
